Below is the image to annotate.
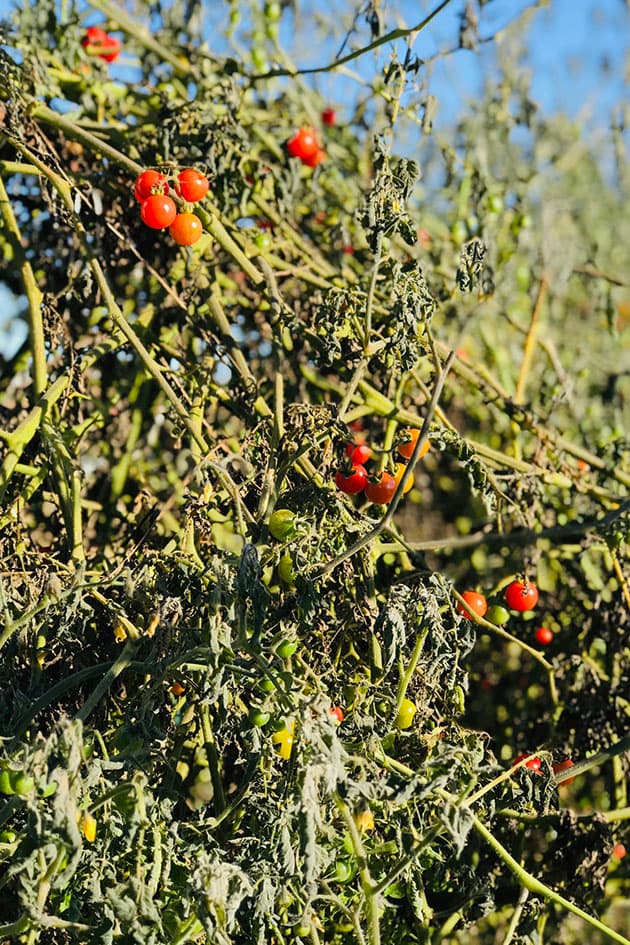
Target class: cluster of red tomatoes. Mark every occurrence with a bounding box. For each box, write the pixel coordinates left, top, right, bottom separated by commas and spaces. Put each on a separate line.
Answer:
133, 169, 209, 245
81, 25, 121, 62
335, 428, 429, 505
457, 580, 554, 647
285, 108, 336, 169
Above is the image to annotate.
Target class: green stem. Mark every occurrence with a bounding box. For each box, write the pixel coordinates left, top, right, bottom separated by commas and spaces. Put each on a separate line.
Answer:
471, 812, 630, 945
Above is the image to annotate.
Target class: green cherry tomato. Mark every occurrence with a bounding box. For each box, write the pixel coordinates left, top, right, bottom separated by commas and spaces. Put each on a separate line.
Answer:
248, 707, 271, 727
258, 677, 277, 693
395, 698, 417, 730
268, 509, 297, 540
11, 772, 35, 795
486, 604, 510, 626
334, 860, 353, 883
278, 553, 296, 585
487, 194, 504, 214
0, 770, 15, 795
451, 220, 468, 244
0, 829, 17, 843
276, 639, 298, 659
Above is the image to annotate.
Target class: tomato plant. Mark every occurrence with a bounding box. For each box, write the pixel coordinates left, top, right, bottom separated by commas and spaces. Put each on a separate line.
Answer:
365, 471, 397, 504
176, 168, 210, 202
140, 194, 178, 229
169, 212, 203, 245
505, 580, 539, 612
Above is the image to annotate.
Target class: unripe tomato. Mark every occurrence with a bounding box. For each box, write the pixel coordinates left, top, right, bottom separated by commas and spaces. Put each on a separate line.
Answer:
277, 553, 296, 585
335, 465, 368, 495
486, 604, 510, 625
169, 212, 203, 246
248, 707, 271, 727
487, 194, 504, 214
268, 509, 297, 540
11, 771, 35, 795
395, 698, 417, 730
334, 860, 353, 882
134, 170, 169, 202
365, 471, 397, 505
505, 580, 539, 612
457, 591, 488, 620
397, 428, 430, 460
275, 638, 298, 659
0, 770, 15, 795
354, 809, 374, 833
141, 194, 177, 229
176, 168, 210, 202
535, 626, 553, 646
286, 128, 319, 161
81, 813, 97, 843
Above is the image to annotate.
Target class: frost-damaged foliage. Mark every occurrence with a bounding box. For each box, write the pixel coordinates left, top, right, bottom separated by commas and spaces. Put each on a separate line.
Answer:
0, 0, 629, 944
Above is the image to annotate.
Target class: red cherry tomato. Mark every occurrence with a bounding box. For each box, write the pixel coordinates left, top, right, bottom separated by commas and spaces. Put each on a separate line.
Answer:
505, 580, 539, 612
552, 759, 576, 785
345, 441, 372, 465
176, 168, 210, 202
134, 170, 169, 202
82, 26, 121, 62
140, 195, 177, 229
514, 753, 542, 774
302, 147, 326, 168
397, 428, 430, 460
335, 465, 368, 495
321, 108, 337, 126
365, 471, 397, 505
169, 212, 203, 245
457, 591, 488, 620
612, 843, 627, 859
286, 128, 319, 161
535, 626, 553, 646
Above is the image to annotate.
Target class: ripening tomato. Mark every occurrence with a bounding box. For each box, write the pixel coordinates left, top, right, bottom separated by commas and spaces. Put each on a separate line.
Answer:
505, 580, 539, 612
133, 170, 169, 202
552, 759, 576, 785
345, 441, 372, 465
535, 626, 553, 646
355, 809, 374, 833
397, 428, 430, 460
169, 212, 203, 245
322, 108, 337, 126
81, 813, 97, 843
457, 591, 488, 620
612, 843, 627, 859
365, 471, 397, 505
272, 722, 294, 759
329, 706, 344, 724
514, 753, 542, 774
393, 462, 414, 495
395, 698, 417, 730
140, 194, 177, 229
176, 168, 210, 202
286, 128, 319, 161
335, 465, 368, 495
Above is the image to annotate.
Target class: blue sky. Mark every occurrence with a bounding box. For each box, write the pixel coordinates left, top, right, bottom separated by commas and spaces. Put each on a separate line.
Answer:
1, 0, 628, 357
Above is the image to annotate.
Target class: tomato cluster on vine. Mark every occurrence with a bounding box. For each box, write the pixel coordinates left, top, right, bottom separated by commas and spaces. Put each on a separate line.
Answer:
334, 427, 430, 506
134, 168, 208, 245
